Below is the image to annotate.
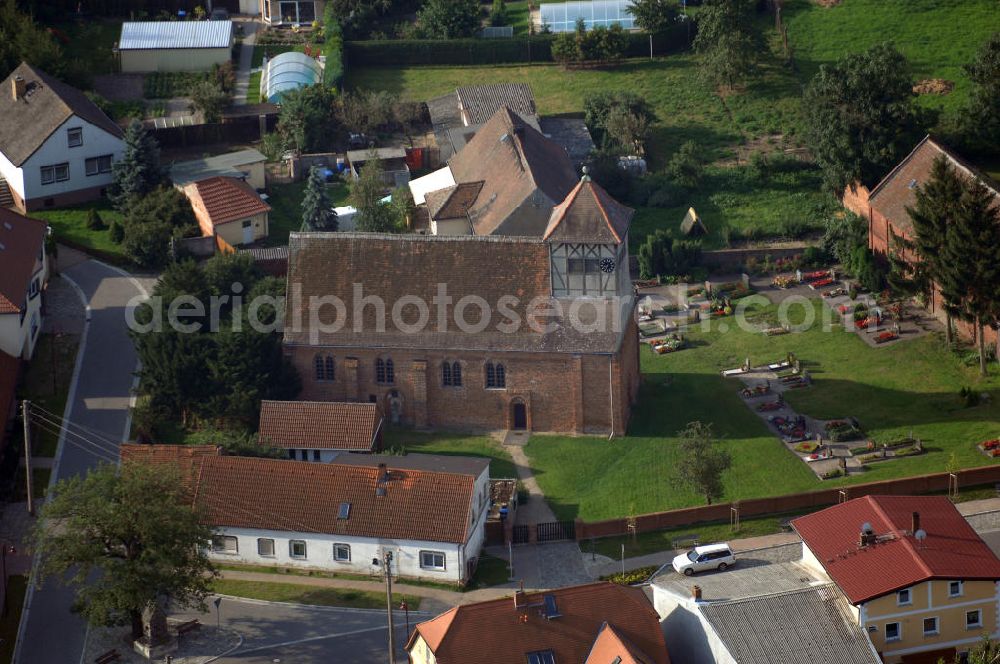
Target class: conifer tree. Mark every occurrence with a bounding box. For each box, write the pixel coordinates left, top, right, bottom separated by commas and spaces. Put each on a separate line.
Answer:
109, 120, 165, 211
301, 166, 338, 232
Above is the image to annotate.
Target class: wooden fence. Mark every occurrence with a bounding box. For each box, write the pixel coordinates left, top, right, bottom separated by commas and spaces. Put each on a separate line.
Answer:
574, 464, 1000, 541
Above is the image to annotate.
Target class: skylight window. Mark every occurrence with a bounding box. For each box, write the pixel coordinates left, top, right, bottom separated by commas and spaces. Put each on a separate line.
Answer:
337, 502, 351, 520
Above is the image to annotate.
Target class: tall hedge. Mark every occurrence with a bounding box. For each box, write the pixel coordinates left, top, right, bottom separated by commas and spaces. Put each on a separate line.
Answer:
322, 4, 345, 89
344, 23, 692, 67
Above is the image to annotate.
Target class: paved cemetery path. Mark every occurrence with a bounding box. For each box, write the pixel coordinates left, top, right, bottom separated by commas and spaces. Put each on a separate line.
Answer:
15, 255, 149, 664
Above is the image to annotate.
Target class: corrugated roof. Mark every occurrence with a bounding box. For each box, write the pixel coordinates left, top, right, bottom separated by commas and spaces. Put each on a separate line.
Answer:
119, 21, 233, 50
457, 83, 537, 125
0, 63, 124, 167
792, 495, 1000, 604
409, 582, 669, 664
700, 586, 881, 664
258, 400, 381, 451
121, 444, 477, 544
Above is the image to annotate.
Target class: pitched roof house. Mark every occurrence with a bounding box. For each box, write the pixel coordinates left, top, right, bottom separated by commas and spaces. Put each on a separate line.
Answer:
120, 444, 491, 584
410, 106, 582, 237
0, 350, 21, 454
0, 208, 49, 360
0, 63, 124, 212
407, 582, 670, 664
258, 400, 383, 461
183, 176, 271, 247
793, 495, 1000, 663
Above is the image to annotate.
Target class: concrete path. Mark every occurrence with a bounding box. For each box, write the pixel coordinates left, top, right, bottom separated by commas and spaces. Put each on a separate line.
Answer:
233, 18, 260, 106
14, 257, 148, 664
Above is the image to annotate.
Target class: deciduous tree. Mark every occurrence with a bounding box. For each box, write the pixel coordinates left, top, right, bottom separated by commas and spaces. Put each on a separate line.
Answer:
31, 463, 217, 641
693, 0, 764, 89
350, 154, 395, 232
954, 32, 1000, 155
418, 0, 482, 39
802, 43, 926, 193
628, 0, 678, 34
673, 421, 731, 505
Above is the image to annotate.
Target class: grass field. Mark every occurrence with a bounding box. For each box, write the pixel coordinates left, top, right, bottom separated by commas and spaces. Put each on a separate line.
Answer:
212, 578, 422, 609
382, 428, 518, 480
33, 202, 125, 260
265, 181, 350, 247
783, 0, 1000, 115
527, 299, 1000, 521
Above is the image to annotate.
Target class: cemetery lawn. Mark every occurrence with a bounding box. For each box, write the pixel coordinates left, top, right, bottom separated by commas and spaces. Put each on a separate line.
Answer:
527, 299, 1000, 522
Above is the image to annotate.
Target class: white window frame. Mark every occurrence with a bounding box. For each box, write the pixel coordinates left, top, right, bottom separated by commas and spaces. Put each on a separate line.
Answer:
885, 622, 901, 642
923, 616, 939, 636
67, 127, 83, 147
949, 581, 964, 597
257, 537, 275, 557
333, 543, 351, 562
966, 609, 982, 629
896, 588, 911, 606
289, 539, 307, 559
420, 550, 446, 571
211, 535, 238, 554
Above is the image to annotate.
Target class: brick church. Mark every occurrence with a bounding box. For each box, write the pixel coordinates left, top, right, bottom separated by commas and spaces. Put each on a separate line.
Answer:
283, 106, 639, 435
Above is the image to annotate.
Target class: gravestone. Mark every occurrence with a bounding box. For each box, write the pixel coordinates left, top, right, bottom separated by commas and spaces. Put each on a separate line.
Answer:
741, 273, 750, 289
133, 600, 177, 660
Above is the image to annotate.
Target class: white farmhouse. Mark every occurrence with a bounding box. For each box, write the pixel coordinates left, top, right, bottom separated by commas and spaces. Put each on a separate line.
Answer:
0, 209, 49, 360
121, 444, 491, 585
0, 63, 124, 213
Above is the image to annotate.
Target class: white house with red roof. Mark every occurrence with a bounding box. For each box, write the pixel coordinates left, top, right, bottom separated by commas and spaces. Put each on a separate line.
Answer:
792, 495, 1000, 664
0, 208, 48, 360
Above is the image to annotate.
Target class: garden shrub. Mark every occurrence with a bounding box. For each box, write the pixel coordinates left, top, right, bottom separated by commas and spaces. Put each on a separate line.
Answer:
822, 468, 844, 479
801, 245, 830, 267
600, 565, 658, 585
322, 4, 345, 89
960, 386, 982, 408
85, 208, 105, 231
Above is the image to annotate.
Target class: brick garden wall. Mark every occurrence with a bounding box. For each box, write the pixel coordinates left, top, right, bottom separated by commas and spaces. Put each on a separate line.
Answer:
575, 464, 1000, 540
701, 245, 810, 270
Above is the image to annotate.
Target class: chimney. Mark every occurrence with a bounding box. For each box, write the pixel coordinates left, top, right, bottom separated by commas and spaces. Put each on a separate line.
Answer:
859, 522, 876, 547
11, 76, 25, 101
692, 585, 702, 602
912, 511, 921, 535
514, 589, 526, 609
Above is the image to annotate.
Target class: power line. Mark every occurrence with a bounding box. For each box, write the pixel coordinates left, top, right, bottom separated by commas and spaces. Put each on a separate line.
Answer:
28, 403, 124, 450
27, 417, 119, 465
28, 412, 121, 461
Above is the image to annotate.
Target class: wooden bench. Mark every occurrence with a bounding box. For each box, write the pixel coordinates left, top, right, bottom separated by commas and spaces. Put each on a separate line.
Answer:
176, 619, 201, 638
95, 650, 121, 664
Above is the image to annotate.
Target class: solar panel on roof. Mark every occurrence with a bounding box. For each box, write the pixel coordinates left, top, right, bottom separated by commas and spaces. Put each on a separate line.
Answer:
542, 594, 561, 619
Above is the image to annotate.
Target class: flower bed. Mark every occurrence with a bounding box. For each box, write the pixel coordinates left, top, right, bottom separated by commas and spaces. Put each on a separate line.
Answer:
894, 445, 924, 458
808, 278, 835, 289
772, 275, 795, 289
825, 419, 863, 442
794, 441, 820, 453
875, 330, 899, 343
822, 468, 844, 479
802, 270, 829, 282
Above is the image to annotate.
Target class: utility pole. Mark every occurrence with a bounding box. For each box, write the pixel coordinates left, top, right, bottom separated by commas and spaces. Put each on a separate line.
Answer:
22, 401, 33, 516
384, 551, 396, 664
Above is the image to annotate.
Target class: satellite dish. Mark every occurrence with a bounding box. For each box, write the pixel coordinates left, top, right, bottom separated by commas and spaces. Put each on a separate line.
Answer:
861, 522, 873, 534
915, 529, 927, 542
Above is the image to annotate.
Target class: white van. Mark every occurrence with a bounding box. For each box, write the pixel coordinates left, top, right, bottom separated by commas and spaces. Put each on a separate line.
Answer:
672, 543, 736, 576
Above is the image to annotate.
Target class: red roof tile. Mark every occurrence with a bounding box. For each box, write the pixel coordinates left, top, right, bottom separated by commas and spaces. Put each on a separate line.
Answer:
258, 400, 381, 451
408, 582, 670, 664
544, 178, 634, 244
187, 176, 271, 226
0, 208, 47, 314
868, 135, 1000, 236
121, 444, 476, 544
585, 622, 657, 664
792, 495, 1000, 604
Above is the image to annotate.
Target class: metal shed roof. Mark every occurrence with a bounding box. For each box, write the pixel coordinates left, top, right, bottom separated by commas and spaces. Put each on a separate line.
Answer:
119, 21, 233, 50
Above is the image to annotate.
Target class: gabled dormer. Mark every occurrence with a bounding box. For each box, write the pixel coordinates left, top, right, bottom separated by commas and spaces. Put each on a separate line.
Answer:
544, 174, 634, 298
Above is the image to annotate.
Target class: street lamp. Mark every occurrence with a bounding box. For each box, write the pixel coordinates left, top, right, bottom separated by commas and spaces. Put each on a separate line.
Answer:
399, 600, 410, 642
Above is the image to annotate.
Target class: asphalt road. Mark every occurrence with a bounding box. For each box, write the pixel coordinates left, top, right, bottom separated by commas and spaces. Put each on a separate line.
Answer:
14, 258, 146, 664
173, 596, 424, 663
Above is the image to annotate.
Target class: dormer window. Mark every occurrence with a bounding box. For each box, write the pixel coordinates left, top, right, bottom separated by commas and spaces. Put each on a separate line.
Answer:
67, 127, 82, 148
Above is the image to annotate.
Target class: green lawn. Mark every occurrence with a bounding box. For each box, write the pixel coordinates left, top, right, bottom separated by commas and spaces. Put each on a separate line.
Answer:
212, 578, 421, 609
346, 52, 803, 166
247, 70, 262, 104
18, 331, 79, 457
382, 427, 518, 480
32, 202, 125, 260
252, 44, 304, 68
506, 1, 532, 36
783, 0, 1000, 115
527, 299, 1000, 522
265, 181, 350, 247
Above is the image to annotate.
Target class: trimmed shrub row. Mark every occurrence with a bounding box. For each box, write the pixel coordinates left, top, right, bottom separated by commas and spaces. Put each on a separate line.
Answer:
344, 24, 693, 67
322, 4, 345, 89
